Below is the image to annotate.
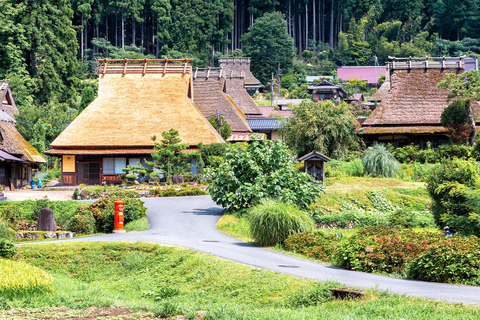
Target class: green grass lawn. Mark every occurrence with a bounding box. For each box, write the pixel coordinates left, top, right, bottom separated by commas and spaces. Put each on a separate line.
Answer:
4, 242, 480, 319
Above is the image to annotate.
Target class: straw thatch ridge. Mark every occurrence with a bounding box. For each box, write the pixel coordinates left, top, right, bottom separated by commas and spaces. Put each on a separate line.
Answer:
193, 77, 252, 132
219, 58, 263, 86
0, 81, 19, 117
224, 78, 262, 115
0, 111, 45, 163
363, 68, 480, 126
50, 72, 223, 151
369, 81, 390, 102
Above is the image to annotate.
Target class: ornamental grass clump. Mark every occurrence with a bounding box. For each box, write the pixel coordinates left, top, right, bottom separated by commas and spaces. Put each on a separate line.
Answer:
248, 200, 314, 246
0, 259, 53, 296
362, 144, 400, 178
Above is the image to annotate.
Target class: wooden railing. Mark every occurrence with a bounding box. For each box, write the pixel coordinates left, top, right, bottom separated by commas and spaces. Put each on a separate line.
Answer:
388, 56, 466, 70
99, 58, 193, 75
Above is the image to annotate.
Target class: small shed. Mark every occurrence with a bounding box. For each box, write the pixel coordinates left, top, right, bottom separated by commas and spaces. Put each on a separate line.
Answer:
298, 150, 331, 183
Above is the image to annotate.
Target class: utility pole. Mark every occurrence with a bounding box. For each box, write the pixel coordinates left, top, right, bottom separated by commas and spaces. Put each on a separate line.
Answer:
277, 63, 281, 100
270, 72, 274, 107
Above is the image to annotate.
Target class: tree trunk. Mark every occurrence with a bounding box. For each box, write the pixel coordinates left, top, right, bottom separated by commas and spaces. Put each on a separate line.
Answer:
121, 12, 125, 49
132, 18, 136, 46
468, 100, 477, 145
105, 15, 108, 41
329, 0, 334, 48
288, 0, 292, 37
298, 6, 302, 53
305, 2, 308, 50
321, 0, 324, 43
115, 13, 118, 47
141, 16, 144, 49
84, 17, 88, 57
81, 14, 84, 61
313, 0, 316, 54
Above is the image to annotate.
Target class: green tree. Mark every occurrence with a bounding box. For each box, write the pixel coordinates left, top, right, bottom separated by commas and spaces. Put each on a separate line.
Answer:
441, 99, 472, 145
207, 139, 322, 209
438, 70, 480, 146
148, 129, 192, 183
241, 11, 295, 84
208, 115, 232, 140
281, 100, 363, 159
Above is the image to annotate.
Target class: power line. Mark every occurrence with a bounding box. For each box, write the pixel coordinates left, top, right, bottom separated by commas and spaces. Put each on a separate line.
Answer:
16, 120, 64, 131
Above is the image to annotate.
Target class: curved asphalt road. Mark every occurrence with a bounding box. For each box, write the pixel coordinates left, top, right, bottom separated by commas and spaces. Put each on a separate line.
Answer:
26, 196, 480, 305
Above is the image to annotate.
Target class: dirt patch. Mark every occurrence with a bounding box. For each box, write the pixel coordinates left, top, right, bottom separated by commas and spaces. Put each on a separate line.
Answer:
0, 307, 156, 320
4, 190, 74, 201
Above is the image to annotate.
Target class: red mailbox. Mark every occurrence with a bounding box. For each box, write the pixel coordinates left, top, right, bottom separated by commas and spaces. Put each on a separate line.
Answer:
114, 201, 126, 233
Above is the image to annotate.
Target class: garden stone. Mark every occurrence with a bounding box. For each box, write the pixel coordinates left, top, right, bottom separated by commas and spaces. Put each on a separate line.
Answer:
23, 232, 41, 239
37, 208, 56, 231
44, 232, 57, 238
57, 232, 75, 239
16, 232, 23, 239
172, 175, 184, 185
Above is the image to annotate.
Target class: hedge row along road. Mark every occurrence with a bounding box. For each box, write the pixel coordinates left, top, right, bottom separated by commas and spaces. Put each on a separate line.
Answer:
22, 195, 480, 305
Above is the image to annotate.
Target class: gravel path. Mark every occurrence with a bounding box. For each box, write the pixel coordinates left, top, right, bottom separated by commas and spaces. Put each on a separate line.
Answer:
23, 195, 480, 305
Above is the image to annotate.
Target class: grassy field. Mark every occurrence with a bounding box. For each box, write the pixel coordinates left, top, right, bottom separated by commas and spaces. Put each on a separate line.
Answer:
3, 242, 480, 319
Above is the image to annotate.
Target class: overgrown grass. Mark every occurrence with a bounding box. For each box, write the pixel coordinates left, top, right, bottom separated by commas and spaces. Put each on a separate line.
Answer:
124, 217, 150, 232
0, 259, 53, 297
4, 242, 480, 318
216, 214, 253, 242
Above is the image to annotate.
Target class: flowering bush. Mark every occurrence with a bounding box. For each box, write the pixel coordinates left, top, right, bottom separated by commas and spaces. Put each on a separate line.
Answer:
284, 232, 335, 261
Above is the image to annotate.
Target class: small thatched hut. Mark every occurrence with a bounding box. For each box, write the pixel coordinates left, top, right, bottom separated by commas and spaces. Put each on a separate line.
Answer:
45, 59, 223, 185
218, 58, 262, 116
0, 80, 46, 190
361, 57, 480, 148
192, 68, 252, 139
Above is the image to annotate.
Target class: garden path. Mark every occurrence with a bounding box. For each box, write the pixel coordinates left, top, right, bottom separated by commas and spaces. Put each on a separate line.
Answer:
24, 195, 480, 305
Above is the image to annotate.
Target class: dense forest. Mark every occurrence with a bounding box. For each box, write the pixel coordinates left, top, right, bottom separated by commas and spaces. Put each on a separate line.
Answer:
1, 0, 480, 155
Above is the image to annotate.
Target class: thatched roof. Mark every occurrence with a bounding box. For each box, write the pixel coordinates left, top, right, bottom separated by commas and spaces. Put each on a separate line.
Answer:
369, 81, 390, 102
224, 77, 262, 115
49, 59, 223, 153
363, 67, 480, 128
219, 58, 263, 86
0, 81, 19, 117
193, 69, 251, 133
0, 111, 45, 163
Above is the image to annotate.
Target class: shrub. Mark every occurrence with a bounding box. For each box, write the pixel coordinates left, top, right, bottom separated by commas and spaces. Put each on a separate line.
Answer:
426, 159, 480, 235
0, 221, 15, 241
284, 232, 334, 260
66, 209, 96, 234
89, 197, 147, 233
362, 144, 400, 178
0, 239, 17, 258
0, 259, 53, 296
0, 205, 22, 227
406, 236, 480, 285
334, 227, 443, 274
289, 283, 332, 307
248, 200, 314, 246
208, 139, 322, 209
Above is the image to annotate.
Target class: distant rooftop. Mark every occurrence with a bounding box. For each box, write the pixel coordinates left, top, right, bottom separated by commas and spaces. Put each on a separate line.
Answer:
337, 66, 386, 84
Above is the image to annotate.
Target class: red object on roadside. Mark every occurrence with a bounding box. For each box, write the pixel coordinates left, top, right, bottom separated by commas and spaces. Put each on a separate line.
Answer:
114, 201, 125, 233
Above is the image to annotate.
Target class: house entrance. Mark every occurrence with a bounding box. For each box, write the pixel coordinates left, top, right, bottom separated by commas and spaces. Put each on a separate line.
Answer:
77, 162, 100, 185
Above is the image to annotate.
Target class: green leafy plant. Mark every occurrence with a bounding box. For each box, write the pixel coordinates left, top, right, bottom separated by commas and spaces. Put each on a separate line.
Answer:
362, 144, 400, 178
248, 200, 314, 246
208, 139, 322, 209
284, 232, 334, 260
406, 236, 480, 285
0, 239, 17, 259
66, 209, 96, 235
0, 221, 16, 242
0, 205, 22, 227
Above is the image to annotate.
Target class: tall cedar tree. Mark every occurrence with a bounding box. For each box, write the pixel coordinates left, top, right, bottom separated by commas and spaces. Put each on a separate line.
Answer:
241, 11, 295, 84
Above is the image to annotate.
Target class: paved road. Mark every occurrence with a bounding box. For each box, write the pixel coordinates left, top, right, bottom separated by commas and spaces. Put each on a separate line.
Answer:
25, 196, 480, 305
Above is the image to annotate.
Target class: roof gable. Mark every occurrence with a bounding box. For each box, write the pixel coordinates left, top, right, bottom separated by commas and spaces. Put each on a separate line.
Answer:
51, 60, 224, 149
299, 150, 331, 162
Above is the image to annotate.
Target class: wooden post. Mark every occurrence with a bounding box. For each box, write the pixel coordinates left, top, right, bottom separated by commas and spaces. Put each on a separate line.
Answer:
123, 58, 128, 75
163, 58, 168, 74
102, 59, 108, 75
321, 160, 325, 186
142, 58, 148, 75
304, 161, 308, 173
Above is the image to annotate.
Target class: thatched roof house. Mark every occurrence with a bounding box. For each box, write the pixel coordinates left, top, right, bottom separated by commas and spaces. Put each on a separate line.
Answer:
192, 68, 251, 136
361, 57, 480, 147
218, 58, 262, 115
307, 80, 347, 101
0, 80, 46, 190
46, 59, 223, 185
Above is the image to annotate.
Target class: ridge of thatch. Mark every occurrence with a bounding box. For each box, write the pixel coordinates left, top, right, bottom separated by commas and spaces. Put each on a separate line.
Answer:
50, 71, 224, 150
0, 80, 19, 118
369, 81, 390, 102
0, 111, 45, 163
193, 77, 252, 132
224, 78, 262, 115
219, 58, 263, 86
363, 68, 480, 126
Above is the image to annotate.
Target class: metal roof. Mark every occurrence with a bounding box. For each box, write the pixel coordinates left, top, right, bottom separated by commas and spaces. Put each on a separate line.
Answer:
247, 118, 282, 130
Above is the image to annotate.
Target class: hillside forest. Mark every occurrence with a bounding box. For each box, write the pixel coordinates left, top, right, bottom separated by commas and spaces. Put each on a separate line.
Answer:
1, 0, 480, 155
